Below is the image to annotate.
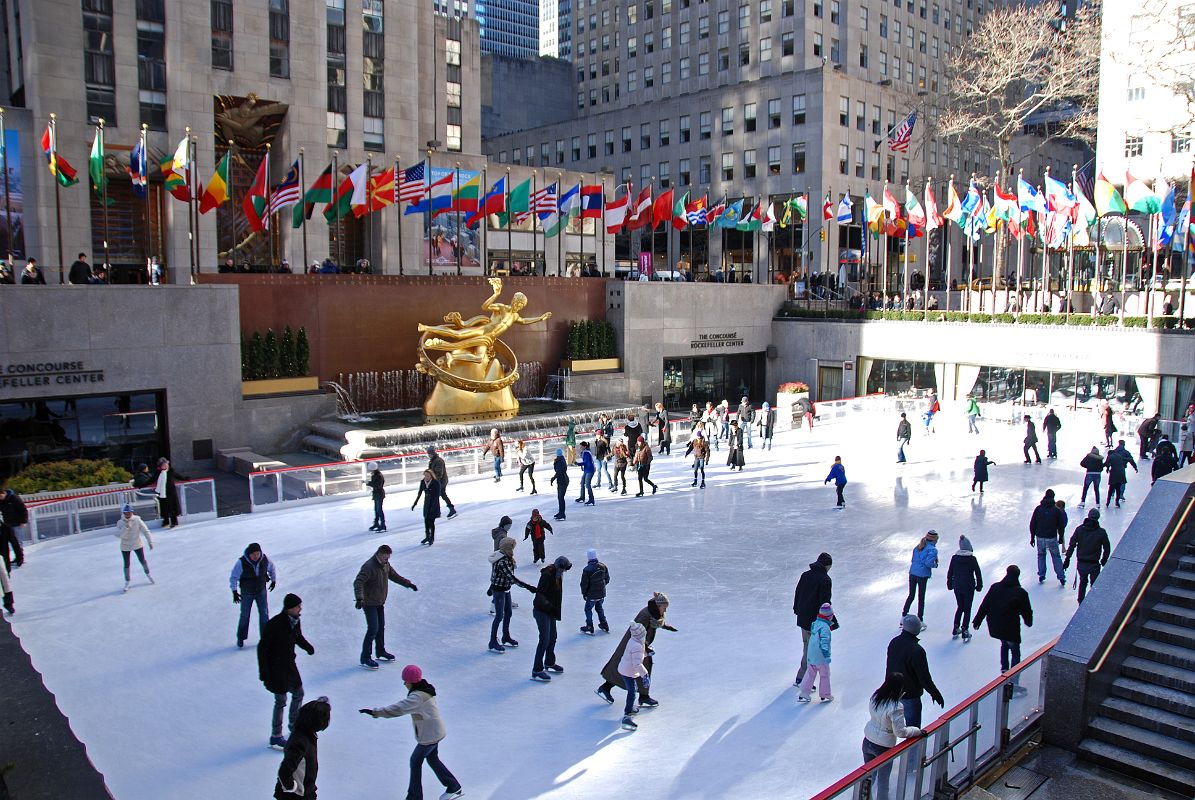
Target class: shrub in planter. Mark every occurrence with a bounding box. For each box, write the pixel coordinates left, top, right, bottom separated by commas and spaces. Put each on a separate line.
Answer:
943, 311, 968, 322
1068, 315, 1093, 326
1122, 316, 1148, 328
968, 313, 992, 323
280, 326, 297, 378
9, 459, 133, 494
901, 311, 926, 322
996, 313, 1018, 324
1153, 316, 1179, 329
1093, 315, 1120, 326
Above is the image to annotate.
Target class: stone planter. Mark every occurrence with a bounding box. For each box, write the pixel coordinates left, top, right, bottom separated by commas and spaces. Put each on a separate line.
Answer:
561, 358, 621, 374
242, 376, 321, 397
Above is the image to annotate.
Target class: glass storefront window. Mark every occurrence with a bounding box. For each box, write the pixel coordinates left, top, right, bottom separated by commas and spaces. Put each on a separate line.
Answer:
662, 353, 764, 410
863, 359, 938, 396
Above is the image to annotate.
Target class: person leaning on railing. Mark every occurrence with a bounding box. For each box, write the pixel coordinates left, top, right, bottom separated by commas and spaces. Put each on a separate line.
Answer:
862, 672, 923, 800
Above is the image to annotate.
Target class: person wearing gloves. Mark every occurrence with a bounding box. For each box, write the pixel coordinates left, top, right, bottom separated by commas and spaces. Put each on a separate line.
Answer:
580, 548, 611, 634
793, 553, 834, 686
1064, 508, 1112, 603
116, 503, 154, 592
531, 555, 572, 682
549, 449, 570, 521
861, 672, 922, 800
411, 470, 442, 546
524, 509, 554, 564
366, 464, 386, 531
895, 413, 912, 463
901, 531, 939, 628
947, 536, 983, 641
965, 396, 982, 434
153, 456, 186, 528
796, 603, 835, 702
259, 593, 314, 750
885, 615, 945, 727
617, 622, 650, 730
825, 456, 847, 508
353, 545, 418, 670
425, 446, 457, 519
488, 536, 538, 653
231, 542, 276, 648
360, 665, 464, 800
273, 696, 330, 800
597, 592, 676, 706
1029, 489, 1067, 586
490, 515, 513, 551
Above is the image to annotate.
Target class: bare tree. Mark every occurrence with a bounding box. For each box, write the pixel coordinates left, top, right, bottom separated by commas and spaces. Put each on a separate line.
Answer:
935, 1, 1100, 182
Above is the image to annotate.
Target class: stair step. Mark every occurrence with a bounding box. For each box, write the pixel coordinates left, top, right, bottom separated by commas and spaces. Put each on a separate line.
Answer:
1161, 585, 1195, 610
1171, 572, 1195, 592
1179, 554, 1195, 573
1100, 696, 1195, 743
1110, 676, 1195, 719
1131, 638, 1195, 671
1087, 716, 1195, 771
1077, 737, 1195, 795
1151, 602, 1195, 629
1143, 619, 1195, 650
1122, 655, 1195, 694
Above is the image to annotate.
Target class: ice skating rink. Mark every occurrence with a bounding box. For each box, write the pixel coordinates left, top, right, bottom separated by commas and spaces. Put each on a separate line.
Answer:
11, 410, 1149, 799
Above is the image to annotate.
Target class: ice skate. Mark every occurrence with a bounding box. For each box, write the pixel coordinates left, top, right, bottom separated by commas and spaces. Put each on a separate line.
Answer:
146, 573, 155, 584
377, 651, 396, 662
439, 791, 465, 800
580, 625, 594, 635
545, 664, 564, 674
502, 637, 519, 648
268, 736, 288, 750
530, 671, 552, 682
488, 643, 506, 653
446, 508, 458, 519
638, 696, 659, 708
122, 581, 130, 593
595, 686, 614, 704
361, 657, 380, 670
621, 716, 638, 730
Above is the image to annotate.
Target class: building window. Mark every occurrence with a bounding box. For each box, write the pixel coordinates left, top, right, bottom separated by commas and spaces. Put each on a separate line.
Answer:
886, 155, 895, 182
698, 52, 709, 75
84, 0, 117, 123
659, 119, 670, 146
1174, 132, 1192, 153
760, 37, 772, 61
1126, 86, 1145, 102
644, 66, 654, 87
588, 133, 597, 158
446, 39, 461, 65
721, 106, 734, 135
871, 150, 881, 180
662, 62, 671, 83
603, 131, 613, 156
136, 0, 167, 130
556, 139, 566, 165
699, 156, 711, 184
830, 0, 840, 23
792, 142, 806, 174
717, 9, 728, 33
880, 13, 888, 37
679, 158, 691, 185
698, 15, 709, 38
792, 94, 806, 125
744, 103, 757, 132
627, 69, 637, 92
363, 116, 384, 151
623, 126, 632, 152
744, 149, 756, 178
768, 98, 780, 128
813, 33, 822, 57
782, 0, 794, 16
627, 35, 637, 57
1124, 135, 1143, 157
718, 48, 729, 71
269, 0, 290, 78
640, 122, 651, 149
540, 143, 550, 166
210, 0, 233, 71
768, 145, 781, 175
839, 144, 848, 175
813, 0, 822, 17
722, 151, 734, 181
679, 56, 690, 79
575, 136, 584, 160
855, 147, 864, 178
761, 0, 772, 21
739, 42, 750, 66
738, 3, 749, 27
839, 96, 849, 127
678, 115, 691, 143
830, 37, 840, 62
627, 3, 636, 23
659, 161, 670, 188
781, 31, 794, 56
640, 164, 650, 185
680, 21, 690, 43
699, 111, 712, 139
871, 104, 881, 135
855, 100, 865, 131
446, 124, 461, 152
861, 4, 869, 29
880, 50, 887, 75
327, 0, 347, 147
859, 44, 868, 68
662, 27, 671, 48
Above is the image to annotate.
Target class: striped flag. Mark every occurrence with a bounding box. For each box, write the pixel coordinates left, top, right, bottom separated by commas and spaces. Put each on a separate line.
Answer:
268, 159, 302, 215
518, 183, 558, 223
398, 161, 426, 205
888, 111, 916, 153
604, 184, 630, 233
685, 195, 708, 226
580, 184, 604, 218
128, 139, 148, 198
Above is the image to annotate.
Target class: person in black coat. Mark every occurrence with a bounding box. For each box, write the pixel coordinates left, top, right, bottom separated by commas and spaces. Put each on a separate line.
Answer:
726, 421, 746, 470
1022, 415, 1041, 463
366, 465, 386, 531
1104, 440, 1139, 508
1029, 489, 1066, 585
886, 616, 945, 727
410, 470, 442, 545
1079, 447, 1104, 506
549, 448, 569, 521
973, 565, 1033, 675
1152, 446, 1179, 485
1102, 405, 1117, 448
0, 478, 28, 571
792, 554, 833, 684
1042, 409, 1062, 459
531, 556, 571, 681
946, 535, 983, 641
1137, 413, 1161, 460
19, 259, 45, 284
624, 415, 644, 453
1064, 508, 1112, 603
971, 450, 995, 493
274, 696, 331, 799
258, 594, 315, 749
154, 456, 187, 528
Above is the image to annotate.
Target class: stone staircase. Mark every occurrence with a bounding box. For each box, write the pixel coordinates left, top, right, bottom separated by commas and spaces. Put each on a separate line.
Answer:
1077, 545, 1195, 795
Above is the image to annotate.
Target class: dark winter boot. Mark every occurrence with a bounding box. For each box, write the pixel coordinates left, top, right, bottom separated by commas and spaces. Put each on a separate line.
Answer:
3, 592, 13, 615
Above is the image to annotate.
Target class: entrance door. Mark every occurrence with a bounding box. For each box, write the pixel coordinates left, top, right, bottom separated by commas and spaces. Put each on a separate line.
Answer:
818, 365, 843, 402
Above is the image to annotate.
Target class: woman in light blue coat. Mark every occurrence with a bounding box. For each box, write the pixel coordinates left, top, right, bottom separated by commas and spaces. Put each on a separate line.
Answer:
901, 530, 939, 629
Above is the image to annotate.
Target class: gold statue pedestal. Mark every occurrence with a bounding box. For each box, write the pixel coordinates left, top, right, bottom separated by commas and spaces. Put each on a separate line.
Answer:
423, 358, 519, 421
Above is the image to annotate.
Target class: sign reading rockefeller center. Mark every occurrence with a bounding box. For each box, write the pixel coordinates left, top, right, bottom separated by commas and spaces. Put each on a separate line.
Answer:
0, 361, 106, 388
690, 332, 745, 350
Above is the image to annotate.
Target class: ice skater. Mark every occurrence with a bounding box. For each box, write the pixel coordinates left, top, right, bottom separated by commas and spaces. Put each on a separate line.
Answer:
1181, 423, 1194, 468
793, 554, 834, 686
0, 477, 25, 571
231, 542, 275, 648
1029, 489, 1066, 585
411, 470, 442, 545
490, 515, 513, 550
971, 450, 995, 493
895, 413, 912, 464
726, 420, 745, 471
612, 439, 630, 495
359, 665, 464, 800
886, 615, 945, 727
1102, 404, 1117, 448
580, 547, 610, 634
1022, 415, 1041, 464
531, 556, 571, 682
946, 535, 982, 641
624, 414, 644, 454
576, 441, 595, 505
353, 545, 418, 670
655, 402, 672, 454
487, 536, 536, 652
861, 673, 922, 800
901, 530, 939, 628
482, 428, 505, 482
0, 556, 13, 615
524, 509, 553, 563
973, 565, 1033, 684
594, 430, 613, 490
515, 439, 537, 494
1078, 447, 1104, 507
115, 503, 154, 592
549, 449, 569, 520
366, 464, 387, 531
965, 395, 981, 434
760, 401, 776, 449
597, 592, 674, 706
616, 622, 649, 730
1063, 509, 1111, 604
825, 456, 847, 508
633, 438, 658, 496
738, 397, 755, 448
702, 402, 720, 449
565, 420, 577, 465
796, 603, 834, 702
922, 393, 939, 434
1042, 408, 1062, 459
1105, 439, 1138, 508
154, 456, 185, 528
273, 696, 330, 799
684, 430, 709, 488
425, 446, 458, 519
258, 593, 314, 749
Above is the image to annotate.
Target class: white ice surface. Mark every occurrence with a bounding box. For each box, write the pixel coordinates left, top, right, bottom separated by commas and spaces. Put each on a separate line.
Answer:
10, 411, 1148, 800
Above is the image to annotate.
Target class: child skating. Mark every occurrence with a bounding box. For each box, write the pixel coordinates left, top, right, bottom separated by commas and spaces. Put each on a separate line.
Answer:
972, 450, 995, 493
524, 509, 553, 564
797, 603, 834, 702
825, 456, 847, 508
617, 622, 649, 729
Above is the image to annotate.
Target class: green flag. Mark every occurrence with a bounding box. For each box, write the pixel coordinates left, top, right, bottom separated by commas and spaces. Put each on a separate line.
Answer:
89, 129, 110, 204
499, 178, 531, 226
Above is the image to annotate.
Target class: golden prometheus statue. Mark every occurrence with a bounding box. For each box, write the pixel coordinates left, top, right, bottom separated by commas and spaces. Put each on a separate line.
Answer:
416, 278, 552, 420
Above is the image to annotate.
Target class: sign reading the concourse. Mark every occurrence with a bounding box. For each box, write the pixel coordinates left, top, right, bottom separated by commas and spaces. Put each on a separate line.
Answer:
0, 361, 106, 389
690, 332, 745, 350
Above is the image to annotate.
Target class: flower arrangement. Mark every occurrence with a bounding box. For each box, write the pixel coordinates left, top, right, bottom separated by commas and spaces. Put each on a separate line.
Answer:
778, 382, 810, 394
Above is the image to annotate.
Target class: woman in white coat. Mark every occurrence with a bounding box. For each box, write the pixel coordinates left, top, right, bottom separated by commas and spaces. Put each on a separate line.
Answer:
115, 503, 154, 592
618, 622, 649, 730
862, 672, 923, 799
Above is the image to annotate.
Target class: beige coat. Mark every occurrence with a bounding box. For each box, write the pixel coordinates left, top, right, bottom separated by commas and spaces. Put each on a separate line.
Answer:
115, 515, 153, 552
373, 688, 446, 744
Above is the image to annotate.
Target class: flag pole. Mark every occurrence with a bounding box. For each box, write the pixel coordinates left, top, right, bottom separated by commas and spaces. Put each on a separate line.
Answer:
1120, 203, 1129, 326
424, 149, 432, 274
1148, 180, 1161, 326
455, 162, 462, 276
365, 154, 374, 271
49, 114, 65, 283
183, 126, 195, 277
945, 175, 954, 312
532, 170, 539, 276
600, 175, 607, 276
923, 177, 931, 313
191, 132, 201, 276
395, 157, 404, 275
265, 144, 274, 267
1067, 164, 1077, 324
967, 173, 977, 312
330, 150, 339, 270
140, 124, 151, 267
0, 109, 11, 258
505, 168, 512, 274
1183, 173, 1193, 324
902, 181, 911, 304
479, 165, 487, 275
98, 119, 110, 275
299, 149, 308, 270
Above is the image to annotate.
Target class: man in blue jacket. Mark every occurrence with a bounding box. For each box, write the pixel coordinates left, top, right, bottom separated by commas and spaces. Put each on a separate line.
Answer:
575, 441, 596, 506
231, 542, 277, 648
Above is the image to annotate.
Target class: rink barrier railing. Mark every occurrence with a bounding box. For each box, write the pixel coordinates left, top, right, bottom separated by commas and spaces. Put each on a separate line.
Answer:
21, 479, 218, 542
809, 637, 1057, 800
245, 395, 897, 513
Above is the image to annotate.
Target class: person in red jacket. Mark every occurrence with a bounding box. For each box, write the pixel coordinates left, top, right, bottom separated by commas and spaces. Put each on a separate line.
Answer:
524, 509, 554, 564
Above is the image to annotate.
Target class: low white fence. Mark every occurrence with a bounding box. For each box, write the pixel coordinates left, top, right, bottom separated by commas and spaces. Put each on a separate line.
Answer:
23, 479, 218, 542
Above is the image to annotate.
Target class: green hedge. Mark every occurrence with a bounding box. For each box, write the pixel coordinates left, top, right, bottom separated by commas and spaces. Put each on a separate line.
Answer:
567, 320, 618, 359
9, 459, 132, 494
241, 325, 311, 381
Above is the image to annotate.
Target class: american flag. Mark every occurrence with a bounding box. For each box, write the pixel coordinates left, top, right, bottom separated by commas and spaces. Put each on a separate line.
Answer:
268, 159, 302, 214
397, 161, 426, 203
533, 183, 558, 215
887, 111, 917, 153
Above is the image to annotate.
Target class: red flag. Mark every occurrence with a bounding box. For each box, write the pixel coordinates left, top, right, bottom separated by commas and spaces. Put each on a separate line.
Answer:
625, 186, 654, 231
242, 153, 270, 232
604, 190, 629, 233
652, 189, 674, 230
822, 192, 833, 221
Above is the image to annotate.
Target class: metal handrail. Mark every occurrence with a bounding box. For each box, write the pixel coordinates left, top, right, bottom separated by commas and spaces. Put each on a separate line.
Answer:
1088, 494, 1195, 674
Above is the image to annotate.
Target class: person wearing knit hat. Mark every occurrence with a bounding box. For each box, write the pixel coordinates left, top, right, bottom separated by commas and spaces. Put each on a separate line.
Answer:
230, 542, 277, 648
886, 615, 945, 727
947, 535, 983, 642
1030, 489, 1067, 586
365, 463, 386, 532
550, 447, 570, 521
115, 501, 154, 593
902, 531, 939, 631
530, 555, 572, 681
973, 565, 1033, 683
797, 603, 834, 702
792, 551, 835, 682
488, 537, 536, 653
580, 548, 611, 635
482, 428, 505, 483
824, 455, 847, 508
524, 509, 554, 564
597, 593, 677, 705
1064, 508, 1111, 603
259, 591, 314, 750
360, 666, 463, 800
617, 622, 650, 729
